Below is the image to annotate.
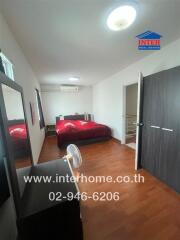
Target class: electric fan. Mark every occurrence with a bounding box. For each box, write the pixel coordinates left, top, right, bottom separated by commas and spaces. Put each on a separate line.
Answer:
64, 144, 82, 169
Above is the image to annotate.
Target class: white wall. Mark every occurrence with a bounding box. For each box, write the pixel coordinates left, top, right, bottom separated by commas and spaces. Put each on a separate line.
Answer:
93, 38, 180, 141
126, 83, 138, 116
0, 12, 45, 163
42, 86, 92, 125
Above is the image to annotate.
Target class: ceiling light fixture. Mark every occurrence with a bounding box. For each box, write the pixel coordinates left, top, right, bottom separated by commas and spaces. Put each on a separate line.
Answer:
107, 5, 137, 31
69, 76, 80, 81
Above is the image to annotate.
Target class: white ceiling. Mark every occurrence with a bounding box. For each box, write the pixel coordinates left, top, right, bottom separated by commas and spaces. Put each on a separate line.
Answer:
0, 0, 180, 86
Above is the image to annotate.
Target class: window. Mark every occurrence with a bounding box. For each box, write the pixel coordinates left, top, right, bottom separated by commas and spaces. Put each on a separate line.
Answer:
35, 89, 45, 129
0, 51, 14, 80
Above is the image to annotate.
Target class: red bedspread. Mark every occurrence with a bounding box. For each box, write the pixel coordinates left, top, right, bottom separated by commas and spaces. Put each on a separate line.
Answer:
56, 120, 111, 146
9, 124, 27, 140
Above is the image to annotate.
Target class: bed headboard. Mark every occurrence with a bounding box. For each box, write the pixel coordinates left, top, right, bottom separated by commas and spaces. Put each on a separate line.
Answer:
8, 119, 25, 126
56, 114, 91, 122
64, 114, 90, 120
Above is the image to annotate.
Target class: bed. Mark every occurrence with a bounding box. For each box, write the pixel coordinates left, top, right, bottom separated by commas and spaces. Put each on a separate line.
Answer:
9, 123, 27, 140
8, 120, 29, 158
56, 115, 111, 147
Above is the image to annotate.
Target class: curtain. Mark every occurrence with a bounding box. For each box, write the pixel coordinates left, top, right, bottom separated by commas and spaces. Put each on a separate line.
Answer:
35, 89, 45, 129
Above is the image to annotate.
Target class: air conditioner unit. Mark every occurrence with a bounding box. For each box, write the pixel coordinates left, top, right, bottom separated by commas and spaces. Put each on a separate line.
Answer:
40, 84, 79, 93
60, 85, 79, 93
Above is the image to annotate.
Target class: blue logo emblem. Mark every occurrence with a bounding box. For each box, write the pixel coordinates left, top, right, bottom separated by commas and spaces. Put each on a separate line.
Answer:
136, 31, 162, 50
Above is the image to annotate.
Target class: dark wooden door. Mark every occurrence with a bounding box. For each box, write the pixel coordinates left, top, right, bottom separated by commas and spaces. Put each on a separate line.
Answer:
141, 71, 164, 176
141, 67, 180, 193
159, 67, 180, 192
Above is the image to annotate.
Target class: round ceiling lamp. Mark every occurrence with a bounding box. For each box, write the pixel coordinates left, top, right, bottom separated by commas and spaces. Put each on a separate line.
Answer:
107, 5, 137, 31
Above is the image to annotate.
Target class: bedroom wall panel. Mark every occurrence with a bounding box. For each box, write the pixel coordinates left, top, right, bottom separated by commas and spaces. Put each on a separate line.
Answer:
41, 86, 93, 125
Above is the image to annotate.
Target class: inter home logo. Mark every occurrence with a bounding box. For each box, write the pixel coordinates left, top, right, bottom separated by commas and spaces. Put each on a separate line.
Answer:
136, 31, 162, 50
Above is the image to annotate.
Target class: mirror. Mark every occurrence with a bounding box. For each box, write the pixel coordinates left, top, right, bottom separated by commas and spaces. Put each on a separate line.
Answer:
1, 84, 32, 196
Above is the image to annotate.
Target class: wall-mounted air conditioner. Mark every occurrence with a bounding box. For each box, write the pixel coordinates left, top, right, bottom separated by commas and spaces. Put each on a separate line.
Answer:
41, 84, 79, 93
60, 85, 79, 93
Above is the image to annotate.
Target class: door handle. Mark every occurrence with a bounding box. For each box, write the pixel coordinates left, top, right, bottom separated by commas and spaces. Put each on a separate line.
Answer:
137, 123, 144, 127
150, 125, 160, 129
161, 128, 173, 132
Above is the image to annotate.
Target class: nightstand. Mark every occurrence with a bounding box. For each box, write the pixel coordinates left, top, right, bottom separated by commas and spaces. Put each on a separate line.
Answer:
45, 125, 56, 136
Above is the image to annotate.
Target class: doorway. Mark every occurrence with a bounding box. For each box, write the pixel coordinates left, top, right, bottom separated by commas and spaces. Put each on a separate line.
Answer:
124, 83, 138, 149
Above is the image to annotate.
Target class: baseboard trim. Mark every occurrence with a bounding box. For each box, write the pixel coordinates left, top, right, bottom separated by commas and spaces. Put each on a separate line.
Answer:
112, 137, 121, 144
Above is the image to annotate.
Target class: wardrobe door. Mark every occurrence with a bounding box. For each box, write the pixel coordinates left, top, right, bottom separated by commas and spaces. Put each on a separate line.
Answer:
141, 72, 164, 176
159, 67, 180, 192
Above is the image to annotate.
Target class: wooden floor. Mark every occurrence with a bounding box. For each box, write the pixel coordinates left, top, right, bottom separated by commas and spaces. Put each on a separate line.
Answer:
39, 137, 180, 240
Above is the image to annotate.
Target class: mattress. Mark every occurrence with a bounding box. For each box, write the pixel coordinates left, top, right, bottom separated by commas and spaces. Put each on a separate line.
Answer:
9, 124, 27, 140
56, 120, 111, 147
9, 124, 29, 158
